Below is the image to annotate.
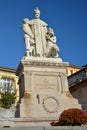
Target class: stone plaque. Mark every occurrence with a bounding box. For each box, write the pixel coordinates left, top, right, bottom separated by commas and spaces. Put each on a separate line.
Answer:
33, 73, 58, 92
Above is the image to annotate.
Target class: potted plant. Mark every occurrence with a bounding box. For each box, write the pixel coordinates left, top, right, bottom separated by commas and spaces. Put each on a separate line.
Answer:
0, 85, 17, 127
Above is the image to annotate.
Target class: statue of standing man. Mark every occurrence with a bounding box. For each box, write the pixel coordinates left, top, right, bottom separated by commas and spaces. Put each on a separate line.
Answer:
22, 7, 60, 58
22, 8, 48, 57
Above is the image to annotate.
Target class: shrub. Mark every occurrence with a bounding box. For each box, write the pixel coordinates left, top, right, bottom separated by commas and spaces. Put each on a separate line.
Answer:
0, 85, 16, 109
0, 92, 16, 109
51, 108, 87, 126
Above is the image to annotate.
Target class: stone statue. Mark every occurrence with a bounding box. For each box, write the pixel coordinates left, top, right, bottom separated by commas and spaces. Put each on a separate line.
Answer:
22, 8, 60, 58
46, 28, 59, 58
22, 18, 35, 56
29, 8, 48, 57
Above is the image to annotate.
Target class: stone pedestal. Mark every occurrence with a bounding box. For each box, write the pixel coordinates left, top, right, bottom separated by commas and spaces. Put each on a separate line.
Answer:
16, 57, 81, 124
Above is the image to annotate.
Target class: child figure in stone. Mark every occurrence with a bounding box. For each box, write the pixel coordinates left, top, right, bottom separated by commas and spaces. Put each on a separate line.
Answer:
46, 28, 59, 58
22, 18, 35, 57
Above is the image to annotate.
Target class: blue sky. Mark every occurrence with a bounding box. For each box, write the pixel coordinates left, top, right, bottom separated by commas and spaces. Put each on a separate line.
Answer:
0, 0, 87, 69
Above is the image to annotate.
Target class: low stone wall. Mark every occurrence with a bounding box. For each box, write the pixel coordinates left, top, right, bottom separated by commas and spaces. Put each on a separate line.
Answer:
0, 126, 87, 130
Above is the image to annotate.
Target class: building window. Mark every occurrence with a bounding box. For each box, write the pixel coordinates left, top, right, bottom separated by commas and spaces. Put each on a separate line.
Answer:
0, 78, 15, 93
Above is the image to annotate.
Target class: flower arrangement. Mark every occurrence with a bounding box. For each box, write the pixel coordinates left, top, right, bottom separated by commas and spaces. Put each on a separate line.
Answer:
51, 108, 87, 126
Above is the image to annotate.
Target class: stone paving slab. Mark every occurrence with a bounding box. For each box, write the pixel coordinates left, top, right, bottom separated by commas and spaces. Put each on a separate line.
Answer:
0, 126, 87, 130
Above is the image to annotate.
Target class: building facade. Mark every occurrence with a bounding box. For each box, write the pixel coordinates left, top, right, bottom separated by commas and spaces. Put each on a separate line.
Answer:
0, 66, 19, 117
66, 65, 81, 76
68, 65, 87, 113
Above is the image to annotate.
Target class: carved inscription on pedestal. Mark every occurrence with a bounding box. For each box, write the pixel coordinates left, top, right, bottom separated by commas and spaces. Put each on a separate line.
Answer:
33, 74, 58, 92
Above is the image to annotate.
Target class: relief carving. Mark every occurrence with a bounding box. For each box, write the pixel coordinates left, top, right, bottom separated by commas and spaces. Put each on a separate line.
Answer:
42, 96, 59, 113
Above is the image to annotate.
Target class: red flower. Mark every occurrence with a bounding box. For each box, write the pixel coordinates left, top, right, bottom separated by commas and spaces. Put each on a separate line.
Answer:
51, 108, 87, 126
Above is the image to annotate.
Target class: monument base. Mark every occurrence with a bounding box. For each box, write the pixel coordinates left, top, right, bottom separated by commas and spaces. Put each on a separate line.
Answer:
16, 57, 81, 125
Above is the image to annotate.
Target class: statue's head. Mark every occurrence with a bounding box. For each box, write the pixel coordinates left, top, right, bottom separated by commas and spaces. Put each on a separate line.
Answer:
47, 28, 54, 36
34, 7, 40, 19
24, 18, 29, 24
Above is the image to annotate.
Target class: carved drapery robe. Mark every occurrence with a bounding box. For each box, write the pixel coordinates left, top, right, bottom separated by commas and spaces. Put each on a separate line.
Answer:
29, 19, 48, 56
